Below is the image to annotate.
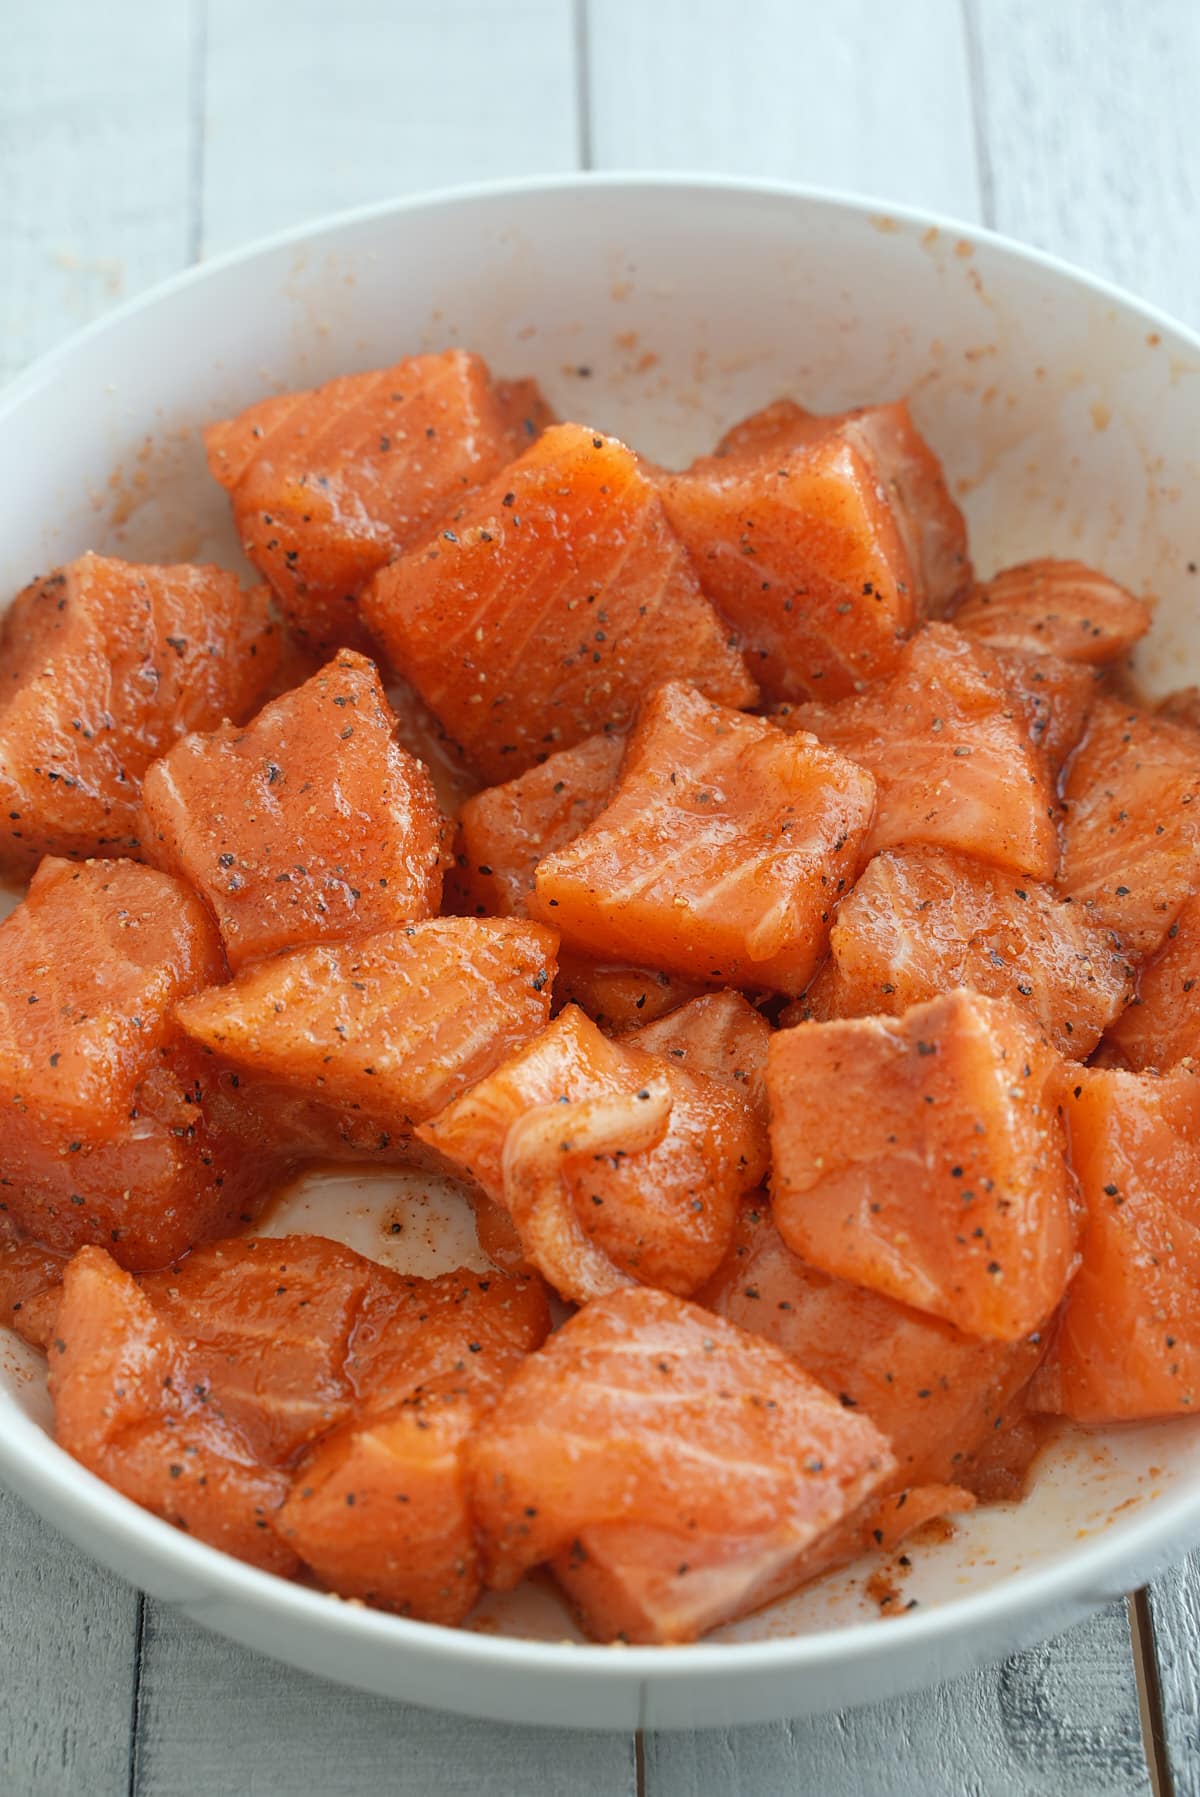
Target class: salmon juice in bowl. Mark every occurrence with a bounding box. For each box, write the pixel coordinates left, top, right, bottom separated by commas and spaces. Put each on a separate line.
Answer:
2, 178, 1200, 1731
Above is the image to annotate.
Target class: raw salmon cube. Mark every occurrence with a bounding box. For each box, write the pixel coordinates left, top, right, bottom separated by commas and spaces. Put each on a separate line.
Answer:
419, 1003, 767, 1302
140, 1236, 549, 1463
1106, 893, 1200, 1070
0, 857, 276, 1268
1157, 687, 1200, 731
386, 672, 483, 820
141, 1235, 396, 1462
273, 1255, 546, 1623
275, 1398, 484, 1623
620, 989, 771, 1127
1030, 1065, 1200, 1421
768, 990, 1078, 1341
175, 917, 557, 1163
986, 646, 1101, 775
803, 847, 1133, 1058
553, 952, 707, 1030
951, 559, 1152, 665
779, 623, 1060, 879
1058, 698, 1200, 958
0, 554, 279, 877
698, 1198, 1046, 1493
455, 733, 624, 917
0, 1235, 65, 1350
359, 423, 757, 781
660, 433, 918, 703
529, 681, 876, 995
52, 1234, 547, 1581
50, 1247, 298, 1573
712, 396, 971, 615
828, 401, 971, 615
140, 651, 446, 970
469, 1286, 895, 1643
713, 398, 817, 460
469, 1191, 531, 1273
494, 376, 558, 450
204, 350, 519, 656
134, 1233, 548, 1621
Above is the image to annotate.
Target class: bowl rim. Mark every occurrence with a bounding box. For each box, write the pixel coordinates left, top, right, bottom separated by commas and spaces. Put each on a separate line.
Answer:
3, 169, 1200, 1686
4, 168, 1200, 417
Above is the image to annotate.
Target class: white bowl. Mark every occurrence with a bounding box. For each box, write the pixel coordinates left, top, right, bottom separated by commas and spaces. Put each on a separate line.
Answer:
2, 175, 1200, 1734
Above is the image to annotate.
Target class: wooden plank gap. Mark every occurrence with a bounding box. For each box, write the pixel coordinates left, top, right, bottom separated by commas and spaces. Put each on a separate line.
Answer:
960, 0, 996, 229
186, 0, 209, 264
635, 1726, 646, 1797
1129, 1588, 1176, 1797
574, 0, 593, 170
125, 1592, 146, 1797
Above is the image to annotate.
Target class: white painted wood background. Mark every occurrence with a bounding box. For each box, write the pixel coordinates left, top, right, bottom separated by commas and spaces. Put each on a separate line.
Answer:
1, 1, 1197, 1791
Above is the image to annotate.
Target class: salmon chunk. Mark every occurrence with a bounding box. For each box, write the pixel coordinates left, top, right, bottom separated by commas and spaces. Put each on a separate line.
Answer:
494, 376, 558, 449
620, 989, 771, 1125
469, 1286, 895, 1643
135, 1235, 548, 1622
801, 847, 1133, 1058
713, 398, 819, 461
1157, 688, 1200, 732
277, 1399, 483, 1622
139, 1237, 549, 1463
386, 673, 483, 820
1031, 1066, 1200, 1421
176, 917, 557, 1163
140, 651, 446, 969
204, 351, 519, 655
359, 423, 756, 781
553, 952, 708, 1031
529, 681, 876, 995
699, 1199, 1045, 1493
141, 1235, 399, 1462
712, 396, 971, 616
0, 555, 279, 876
0, 1235, 66, 1349
455, 733, 624, 917
420, 1003, 767, 1302
0, 857, 276, 1268
274, 1260, 545, 1623
51, 1236, 549, 1586
768, 990, 1077, 1340
50, 1248, 298, 1573
780, 623, 1060, 879
952, 559, 1152, 665
660, 433, 917, 702
1106, 893, 1200, 1070
987, 646, 1101, 776
1058, 699, 1200, 958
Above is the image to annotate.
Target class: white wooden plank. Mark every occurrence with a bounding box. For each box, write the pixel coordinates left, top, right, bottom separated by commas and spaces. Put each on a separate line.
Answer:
645, 1605, 1150, 1797
584, 0, 981, 219
129, 1601, 636, 1797
0, 1, 196, 382
1147, 1567, 1200, 1797
0, 1489, 139, 1797
0, 11, 188, 1780
971, 5, 1200, 1789
121, 12, 632, 1794
587, 2, 1159, 1791
967, 0, 1200, 321
200, 0, 580, 256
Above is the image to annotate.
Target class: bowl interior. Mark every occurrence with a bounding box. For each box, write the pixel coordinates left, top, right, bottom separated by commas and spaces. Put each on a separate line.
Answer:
3, 178, 1200, 1654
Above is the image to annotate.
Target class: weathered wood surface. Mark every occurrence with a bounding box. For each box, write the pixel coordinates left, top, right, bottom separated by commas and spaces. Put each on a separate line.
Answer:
0, 1492, 138, 1797
2, 1, 1197, 1790
644, 1602, 1150, 1797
